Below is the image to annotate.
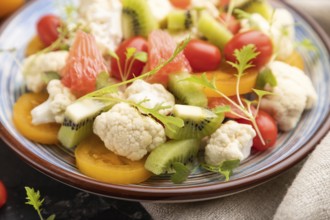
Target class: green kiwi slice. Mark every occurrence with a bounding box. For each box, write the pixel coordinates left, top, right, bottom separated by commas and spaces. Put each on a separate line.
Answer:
239, 0, 273, 20
122, 0, 158, 39
197, 12, 233, 50
58, 99, 115, 148
145, 139, 200, 175
165, 104, 224, 140
167, 10, 196, 31
168, 73, 207, 107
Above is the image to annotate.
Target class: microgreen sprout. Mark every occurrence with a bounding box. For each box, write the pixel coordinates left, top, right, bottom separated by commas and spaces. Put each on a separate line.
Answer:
25, 187, 56, 220
186, 44, 270, 146
109, 47, 148, 82
202, 159, 240, 181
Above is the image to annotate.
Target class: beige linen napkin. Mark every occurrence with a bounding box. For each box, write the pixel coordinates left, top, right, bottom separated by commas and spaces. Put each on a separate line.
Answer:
142, 1, 330, 219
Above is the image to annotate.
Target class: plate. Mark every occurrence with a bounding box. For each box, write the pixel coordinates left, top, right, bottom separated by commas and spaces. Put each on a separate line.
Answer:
1, 0, 330, 202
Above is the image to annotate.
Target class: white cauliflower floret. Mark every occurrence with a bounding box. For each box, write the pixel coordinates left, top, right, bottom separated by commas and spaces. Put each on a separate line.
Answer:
78, 0, 122, 54
22, 51, 68, 93
31, 79, 76, 125
260, 61, 318, 131
205, 120, 256, 166
240, 8, 295, 60
124, 79, 175, 115
93, 102, 166, 161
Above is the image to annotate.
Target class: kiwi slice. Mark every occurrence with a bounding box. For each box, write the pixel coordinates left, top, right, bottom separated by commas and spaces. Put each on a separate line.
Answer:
197, 12, 233, 50
167, 10, 196, 31
145, 139, 200, 175
166, 104, 224, 140
58, 99, 115, 148
122, 0, 158, 39
168, 73, 207, 107
240, 0, 273, 20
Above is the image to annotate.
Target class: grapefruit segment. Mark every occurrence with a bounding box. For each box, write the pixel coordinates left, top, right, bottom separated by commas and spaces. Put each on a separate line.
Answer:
146, 30, 191, 86
61, 31, 108, 97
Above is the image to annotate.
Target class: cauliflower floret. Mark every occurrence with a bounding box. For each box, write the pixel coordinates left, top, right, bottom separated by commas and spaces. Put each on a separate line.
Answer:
78, 0, 122, 54
22, 51, 68, 93
31, 79, 76, 125
240, 8, 295, 60
205, 120, 256, 166
93, 103, 166, 161
260, 61, 318, 131
124, 79, 175, 115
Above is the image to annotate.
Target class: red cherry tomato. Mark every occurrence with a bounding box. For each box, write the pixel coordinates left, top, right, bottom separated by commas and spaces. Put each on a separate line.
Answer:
208, 96, 256, 119
36, 14, 61, 47
236, 109, 278, 151
219, 13, 241, 34
169, 0, 191, 9
111, 36, 148, 81
224, 30, 273, 69
184, 39, 221, 72
0, 181, 7, 208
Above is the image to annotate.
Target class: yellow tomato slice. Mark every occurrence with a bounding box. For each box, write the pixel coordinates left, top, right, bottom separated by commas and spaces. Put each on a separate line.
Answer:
12, 93, 60, 144
25, 35, 46, 57
0, 0, 24, 18
75, 135, 152, 184
280, 50, 304, 70
197, 63, 259, 97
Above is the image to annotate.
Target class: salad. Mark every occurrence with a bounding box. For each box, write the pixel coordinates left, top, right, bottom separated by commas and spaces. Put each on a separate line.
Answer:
11, 0, 318, 185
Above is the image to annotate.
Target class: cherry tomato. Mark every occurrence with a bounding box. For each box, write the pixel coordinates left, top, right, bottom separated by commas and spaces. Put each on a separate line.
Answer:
219, 13, 241, 34
169, 0, 191, 9
224, 30, 273, 69
208, 96, 256, 119
111, 36, 148, 81
184, 39, 221, 72
236, 109, 278, 151
0, 181, 7, 208
36, 14, 61, 47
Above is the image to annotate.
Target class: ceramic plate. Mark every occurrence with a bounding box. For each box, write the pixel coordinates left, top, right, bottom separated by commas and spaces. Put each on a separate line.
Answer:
1, 0, 330, 202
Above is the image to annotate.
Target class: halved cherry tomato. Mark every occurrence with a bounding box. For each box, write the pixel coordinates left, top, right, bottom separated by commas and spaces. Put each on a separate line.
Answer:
198, 62, 258, 97
219, 13, 241, 34
111, 36, 148, 81
184, 39, 221, 72
75, 135, 152, 184
169, 0, 191, 9
236, 109, 278, 151
208, 96, 256, 119
36, 14, 61, 47
0, 181, 7, 208
224, 30, 273, 69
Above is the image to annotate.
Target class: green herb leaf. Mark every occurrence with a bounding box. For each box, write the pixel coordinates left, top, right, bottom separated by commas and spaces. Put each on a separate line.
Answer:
212, 105, 231, 115
227, 44, 260, 76
25, 187, 44, 212
95, 71, 111, 90
295, 38, 317, 52
42, 71, 60, 84
252, 89, 273, 98
46, 214, 56, 220
134, 51, 148, 63
108, 50, 119, 60
171, 162, 191, 184
234, 8, 251, 19
202, 159, 240, 181
125, 47, 136, 60
255, 68, 277, 89
185, 73, 216, 89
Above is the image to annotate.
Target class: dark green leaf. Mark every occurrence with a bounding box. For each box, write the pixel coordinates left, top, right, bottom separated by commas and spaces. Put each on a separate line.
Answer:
171, 162, 191, 184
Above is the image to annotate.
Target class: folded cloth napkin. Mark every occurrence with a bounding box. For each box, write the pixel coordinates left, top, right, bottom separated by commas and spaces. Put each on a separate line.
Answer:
142, 1, 330, 219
